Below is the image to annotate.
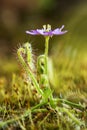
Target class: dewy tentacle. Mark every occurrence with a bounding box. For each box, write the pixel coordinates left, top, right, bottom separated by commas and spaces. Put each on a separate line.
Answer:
22, 42, 35, 70
17, 43, 43, 96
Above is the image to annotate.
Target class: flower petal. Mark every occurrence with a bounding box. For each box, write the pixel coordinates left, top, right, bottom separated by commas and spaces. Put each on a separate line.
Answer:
37, 29, 49, 35
26, 30, 39, 35
37, 29, 53, 36
52, 27, 67, 35
52, 28, 60, 34
60, 25, 64, 30
37, 29, 45, 35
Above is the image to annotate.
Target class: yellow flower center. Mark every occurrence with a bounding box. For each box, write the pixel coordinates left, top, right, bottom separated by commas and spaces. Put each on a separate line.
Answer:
43, 24, 51, 32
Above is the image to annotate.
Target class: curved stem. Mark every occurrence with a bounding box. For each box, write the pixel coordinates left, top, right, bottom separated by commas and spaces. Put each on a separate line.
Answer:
17, 48, 43, 96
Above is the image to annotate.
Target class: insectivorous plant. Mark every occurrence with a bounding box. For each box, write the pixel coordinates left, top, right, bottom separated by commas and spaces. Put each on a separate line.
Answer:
25, 25, 68, 107
0, 25, 86, 129
25, 25, 84, 110
25, 25, 85, 123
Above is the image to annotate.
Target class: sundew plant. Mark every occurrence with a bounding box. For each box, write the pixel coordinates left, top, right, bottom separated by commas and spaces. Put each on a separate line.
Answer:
0, 24, 86, 130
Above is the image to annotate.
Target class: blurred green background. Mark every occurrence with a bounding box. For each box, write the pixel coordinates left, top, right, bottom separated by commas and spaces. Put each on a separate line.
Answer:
0, 0, 87, 77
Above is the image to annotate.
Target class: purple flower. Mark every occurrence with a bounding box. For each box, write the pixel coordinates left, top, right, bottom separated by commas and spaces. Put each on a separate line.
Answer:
26, 24, 67, 36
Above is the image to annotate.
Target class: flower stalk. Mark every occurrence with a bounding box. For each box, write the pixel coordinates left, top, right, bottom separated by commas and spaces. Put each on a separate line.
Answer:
44, 36, 50, 75
45, 36, 50, 57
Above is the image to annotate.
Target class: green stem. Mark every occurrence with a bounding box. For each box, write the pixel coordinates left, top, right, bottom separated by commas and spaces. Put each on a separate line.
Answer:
44, 37, 54, 104
45, 36, 50, 57
44, 36, 50, 74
